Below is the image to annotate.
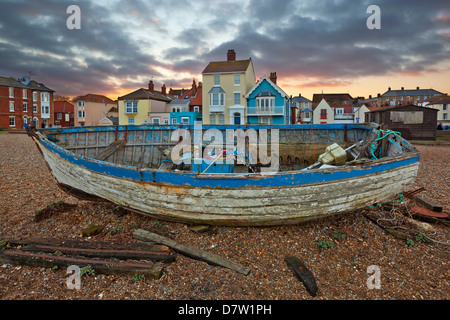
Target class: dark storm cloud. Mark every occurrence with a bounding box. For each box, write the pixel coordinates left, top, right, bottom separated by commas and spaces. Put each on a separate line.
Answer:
0, 0, 449, 96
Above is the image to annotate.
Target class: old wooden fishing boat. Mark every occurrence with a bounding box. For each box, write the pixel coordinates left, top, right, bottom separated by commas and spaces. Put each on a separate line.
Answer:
26, 123, 420, 226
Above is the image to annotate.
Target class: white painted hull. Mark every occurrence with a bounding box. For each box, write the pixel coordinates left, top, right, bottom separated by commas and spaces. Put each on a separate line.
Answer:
36, 138, 419, 226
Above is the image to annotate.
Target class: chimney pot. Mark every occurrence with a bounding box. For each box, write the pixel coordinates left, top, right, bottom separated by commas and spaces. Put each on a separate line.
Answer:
148, 80, 154, 93
269, 72, 277, 84
227, 49, 236, 62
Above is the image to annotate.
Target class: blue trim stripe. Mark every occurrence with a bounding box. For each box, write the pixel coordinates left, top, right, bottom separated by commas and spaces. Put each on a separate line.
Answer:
39, 138, 419, 189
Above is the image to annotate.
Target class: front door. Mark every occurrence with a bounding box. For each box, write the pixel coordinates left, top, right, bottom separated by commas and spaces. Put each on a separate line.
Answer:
234, 113, 241, 125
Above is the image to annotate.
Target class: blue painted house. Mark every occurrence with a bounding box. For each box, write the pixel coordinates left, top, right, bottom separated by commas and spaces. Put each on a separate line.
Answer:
245, 73, 291, 124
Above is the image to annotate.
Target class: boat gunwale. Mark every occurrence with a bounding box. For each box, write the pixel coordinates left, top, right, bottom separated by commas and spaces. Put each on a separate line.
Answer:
32, 124, 420, 188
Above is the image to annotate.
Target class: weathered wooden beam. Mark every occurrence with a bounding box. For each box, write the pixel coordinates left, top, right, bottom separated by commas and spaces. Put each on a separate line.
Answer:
133, 229, 251, 275
285, 256, 318, 297
0, 250, 164, 279
96, 139, 126, 161
22, 244, 176, 263
412, 195, 443, 212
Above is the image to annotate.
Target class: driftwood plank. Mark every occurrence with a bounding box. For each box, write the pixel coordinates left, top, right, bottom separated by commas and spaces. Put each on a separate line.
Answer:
133, 229, 250, 275
285, 256, 318, 297
0, 250, 163, 279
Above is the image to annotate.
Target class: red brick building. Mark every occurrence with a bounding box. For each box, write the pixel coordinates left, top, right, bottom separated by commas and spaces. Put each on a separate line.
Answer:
54, 101, 74, 127
0, 76, 55, 129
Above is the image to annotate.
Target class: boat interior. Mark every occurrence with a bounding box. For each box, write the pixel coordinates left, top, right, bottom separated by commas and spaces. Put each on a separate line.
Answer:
37, 124, 415, 174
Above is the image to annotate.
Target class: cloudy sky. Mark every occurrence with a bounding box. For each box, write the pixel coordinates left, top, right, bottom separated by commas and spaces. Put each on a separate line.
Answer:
0, 0, 449, 100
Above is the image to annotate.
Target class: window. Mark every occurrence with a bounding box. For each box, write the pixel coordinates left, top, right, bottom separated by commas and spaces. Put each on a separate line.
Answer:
33, 105, 37, 113
23, 89, 27, 99
320, 109, 327, 119
9, 116, 15, 127
33, 92, 37, 101
335, 108, 344, 115
214, 75, 220, 86
42, 105, 49, 115
256, 97, 274, 112
125, 101, 138, 113
259, 116, 271, 124
23, 117, 28, 124
181, 117, 190, 125
209, 114, 216, 124
164, 119, 169, 125
218, 113, 225, 124
234, 74, 240, 86
172, 118, 177, 125
128, 117, 135, 125
443, 104, 447, 111
304, 111, 311, 118
193, 106, 199, 113
443, 113, 448, 120
41, 92, 49, 102
9, 87, 14, 98
172, 106, 181, 112
9, 101, 14, 112
78, 110, 85, 118
210, 93, 225, 106
57, 113, 62, 120
152, 118, 160, 124
77, 101, 85, 107
23, 102, 27, 112
234, 92, 240, 105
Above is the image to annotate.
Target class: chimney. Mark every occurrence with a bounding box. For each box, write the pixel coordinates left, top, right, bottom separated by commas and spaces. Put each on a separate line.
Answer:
388, 87, 391, 91
369, 95, 372, 99
401, 87, 404, 90
192, 79, 197, 94
227, 49, 236, 62
161, 84, 166, 96
269, 72, 277, 84
377, 93, 380, 98
148, 80, 154, 93
416, 86, 420, 90
298, 93, 302, 97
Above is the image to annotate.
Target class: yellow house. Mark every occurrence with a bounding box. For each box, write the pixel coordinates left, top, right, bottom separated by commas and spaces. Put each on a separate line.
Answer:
118, 81, 171, 125
202, 49, 256, 124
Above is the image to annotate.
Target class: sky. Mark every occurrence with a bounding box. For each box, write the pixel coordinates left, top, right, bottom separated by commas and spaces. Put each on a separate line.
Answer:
0, 0, 449, 101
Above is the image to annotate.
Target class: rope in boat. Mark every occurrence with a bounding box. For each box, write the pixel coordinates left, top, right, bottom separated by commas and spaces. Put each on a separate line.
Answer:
369, 129, 402, 159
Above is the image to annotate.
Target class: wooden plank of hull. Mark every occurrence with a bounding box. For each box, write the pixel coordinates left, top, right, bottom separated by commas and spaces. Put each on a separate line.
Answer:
36, 138, 419, 226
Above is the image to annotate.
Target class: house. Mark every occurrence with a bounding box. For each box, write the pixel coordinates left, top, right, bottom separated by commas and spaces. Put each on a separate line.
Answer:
97, 106, 119, 125
356, 95, 379, 108
313, 99, 334, 124
365, 104, 438, 140
53, 101, 74, 127
0, 75, 54, 129
292, 94, 312, 124
331, 104, 354, 124
245, 73, 291, 124
202, 49, 256, 124
379, 87, 444, 107
118, 81, 171, 125
312, 93, 353, 108
423, 95, 450, 127
73, 93, 117, 126
169, 80, 202, 125
353, 104, 371, 123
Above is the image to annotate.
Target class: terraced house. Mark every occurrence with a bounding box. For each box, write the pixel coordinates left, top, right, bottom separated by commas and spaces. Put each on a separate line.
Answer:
202, 49, 256, 124
245, 73, 291, 124
118, 81, 171, 125
0, 75, 54, 129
